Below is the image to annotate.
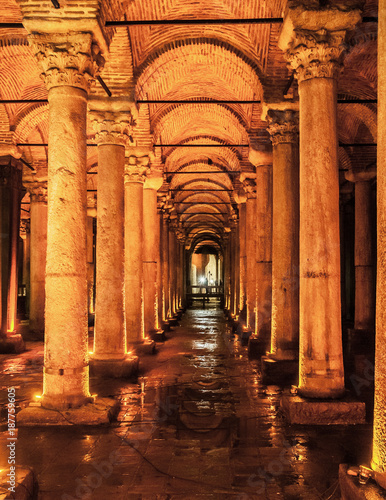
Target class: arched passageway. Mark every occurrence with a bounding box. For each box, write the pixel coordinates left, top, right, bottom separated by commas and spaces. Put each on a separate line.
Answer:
0, 0, 384, 498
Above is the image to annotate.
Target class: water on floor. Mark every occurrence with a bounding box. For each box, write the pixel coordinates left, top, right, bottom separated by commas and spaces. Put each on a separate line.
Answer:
0, 303, 373, 499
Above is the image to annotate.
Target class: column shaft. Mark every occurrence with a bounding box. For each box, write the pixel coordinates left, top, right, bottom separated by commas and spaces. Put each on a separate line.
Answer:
43, 86, 91, 409
239, 203, 247, 315
143, 188, 160, 334
255, 167, 272, 340
29, 199, 47, 335
162, 216, 170, 322
354, 180, 375, 330
246, 196, 256, 331
372, 0, 386, 482
268, 116, 299, 359
298, 77, 344, 397
94, 144, 125, 358
125, 181, 145, 344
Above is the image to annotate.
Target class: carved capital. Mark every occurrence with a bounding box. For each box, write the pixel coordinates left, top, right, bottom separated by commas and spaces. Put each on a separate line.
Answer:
124, 155, 150, 184
241, 177, 257, 198
26, 180, 48, 203
285, 29, 347, 83
28, 32, 104, 93
266, 109, 299, 146
20, 218, 30, 236
90, 110, 135, 146
87, 193, 97, 209
144, 168, 163, 191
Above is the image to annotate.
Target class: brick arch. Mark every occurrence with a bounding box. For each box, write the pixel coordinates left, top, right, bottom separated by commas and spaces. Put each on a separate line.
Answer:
13, 104, 48, 142
163, 138, 244, 170
136, 40, 263, 102
151, 100, 250, 133
154, 104, 248, 147
338, 148, 352, 172
0, 104, 10, 135
338, 103, 377, 142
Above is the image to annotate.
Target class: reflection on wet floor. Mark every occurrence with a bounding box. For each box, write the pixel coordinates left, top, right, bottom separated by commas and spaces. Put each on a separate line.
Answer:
0, 303, 373, 499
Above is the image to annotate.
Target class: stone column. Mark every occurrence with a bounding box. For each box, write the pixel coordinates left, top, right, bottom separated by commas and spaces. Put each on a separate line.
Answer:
372, 0, 386, 486
124, 155, 150, 348
161, 211, 170, 328
86, 211, 95, 316
27, 32, 104, 409
223, 234, 230, 311
174, 233, 180, 313
27, 180, 48, 338
266, 108, 299, 360
156, 197, 165, 330
282, 17, 360, 398
0, 150, 24, 353
89, 104, 138, 376
143, 170, 163, 339
20, 219, 30, 319
244, 180, 257, 333
345, 170, 376, 333
229, 226, 236, 318
168, 219, 179, 321
232, 217, 240, 318
235, 192, 247, 321
254, 166, 273, 343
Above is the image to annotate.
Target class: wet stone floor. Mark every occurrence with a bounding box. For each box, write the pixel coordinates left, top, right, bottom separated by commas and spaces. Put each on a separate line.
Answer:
0, 303, 373, 499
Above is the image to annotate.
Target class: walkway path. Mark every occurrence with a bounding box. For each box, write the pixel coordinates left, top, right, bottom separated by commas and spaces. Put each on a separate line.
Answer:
0, 304, 372, 499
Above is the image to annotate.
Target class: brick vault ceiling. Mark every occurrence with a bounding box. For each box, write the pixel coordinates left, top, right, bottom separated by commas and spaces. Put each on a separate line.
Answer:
0, 0, 378, 250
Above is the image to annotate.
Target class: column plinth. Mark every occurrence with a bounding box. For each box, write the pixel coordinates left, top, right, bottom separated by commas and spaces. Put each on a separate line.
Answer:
266, 109, 299, 361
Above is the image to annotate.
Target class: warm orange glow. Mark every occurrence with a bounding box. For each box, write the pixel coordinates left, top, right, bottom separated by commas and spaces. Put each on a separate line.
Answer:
7, 195, 19, 333
34, 394, 42, 399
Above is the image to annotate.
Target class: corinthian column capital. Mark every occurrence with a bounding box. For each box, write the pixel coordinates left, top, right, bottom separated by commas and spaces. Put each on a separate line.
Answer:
279, 5, 363, 84
285, 29, 347, 83
26, 180, 48, 203
124, 155, 150, 184
90, 110, 135, 146
266, 109, 299, 146
28, 32, 104, 93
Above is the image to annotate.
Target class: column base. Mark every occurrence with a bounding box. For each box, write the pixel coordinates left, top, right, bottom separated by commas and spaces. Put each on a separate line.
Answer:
24, 329, 44, 341
339, 464, 386, 499
248, 335, 267, 358
151, 329, 166, 342
17, 397, 120, 426
132, 339, 156, 356
0, 467, 38, 500
0, 334, 25, 354
168, 315, 179, 327
89, 354, 139, 378
162, 320, 171, 332
261, 356, 298, 386
280, 394, 366, 425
